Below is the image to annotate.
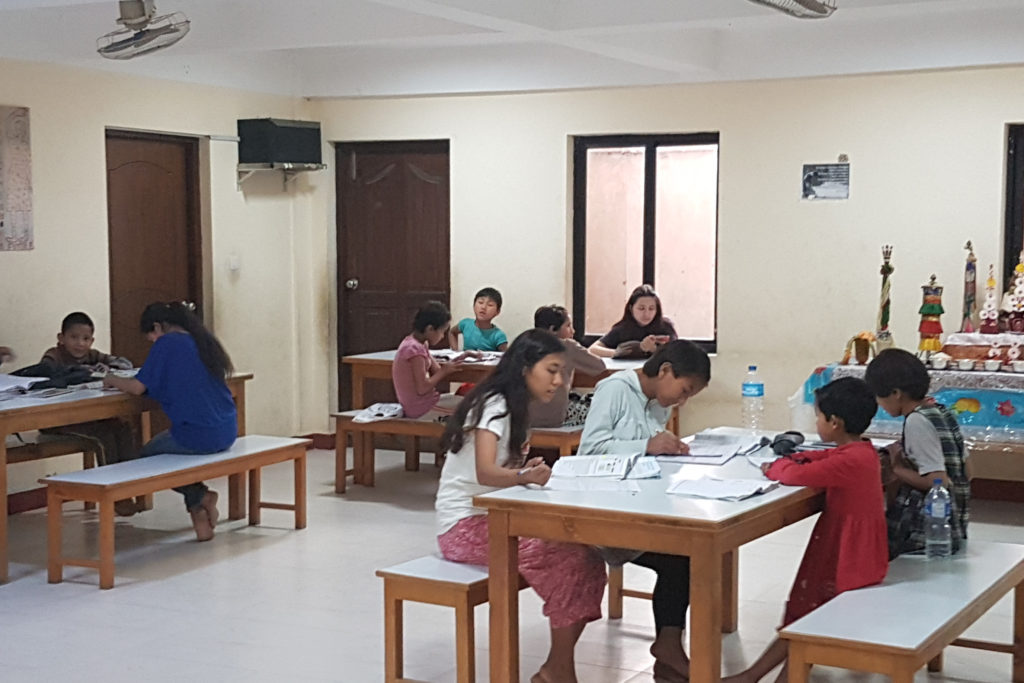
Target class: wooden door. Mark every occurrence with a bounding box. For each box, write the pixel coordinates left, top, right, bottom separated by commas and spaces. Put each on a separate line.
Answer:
336, 141, 450, 410
106, 132, 201, 367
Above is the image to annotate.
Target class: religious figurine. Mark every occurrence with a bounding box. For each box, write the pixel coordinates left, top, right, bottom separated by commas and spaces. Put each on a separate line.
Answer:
979, 264, 1000, 334
960, 241, 977, 333
918, 275, 944, 360
875, 245, 895, 351
1009, 251, 1024, 333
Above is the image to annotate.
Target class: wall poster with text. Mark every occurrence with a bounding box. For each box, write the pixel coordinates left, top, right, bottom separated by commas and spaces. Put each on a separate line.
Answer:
0, 106, 33, 251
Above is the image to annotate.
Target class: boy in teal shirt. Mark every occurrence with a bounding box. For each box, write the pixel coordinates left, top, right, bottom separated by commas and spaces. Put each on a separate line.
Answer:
449, 287, 508, 352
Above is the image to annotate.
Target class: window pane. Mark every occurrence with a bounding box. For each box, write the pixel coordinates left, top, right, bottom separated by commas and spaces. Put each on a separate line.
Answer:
654, 144, 718, 341
584, 147, 645, 337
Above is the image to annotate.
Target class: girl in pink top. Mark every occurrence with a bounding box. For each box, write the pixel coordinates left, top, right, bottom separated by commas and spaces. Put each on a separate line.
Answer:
392, 301, 468, 419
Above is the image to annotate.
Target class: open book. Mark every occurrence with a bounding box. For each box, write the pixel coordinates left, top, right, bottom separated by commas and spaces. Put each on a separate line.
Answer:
551, 454, 661, 480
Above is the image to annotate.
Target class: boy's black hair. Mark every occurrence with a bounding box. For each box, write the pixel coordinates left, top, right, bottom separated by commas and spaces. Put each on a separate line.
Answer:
61, 311, 94, 333
641, 339, 711, 384
815, 376, 878, 435
474, 287, 503, 310
863, 348, 930, 400
413, 300, 451, 333
534, 304, 569, 332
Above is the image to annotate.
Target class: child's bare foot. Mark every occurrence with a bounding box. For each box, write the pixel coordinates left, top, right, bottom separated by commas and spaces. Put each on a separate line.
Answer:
650, 641, 689, 681
189, 505, 214, 542
531, 663, 576, 683
200, 490, 219, 528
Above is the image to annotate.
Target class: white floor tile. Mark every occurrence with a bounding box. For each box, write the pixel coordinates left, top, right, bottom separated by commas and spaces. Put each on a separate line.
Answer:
1, 448, 1020, 682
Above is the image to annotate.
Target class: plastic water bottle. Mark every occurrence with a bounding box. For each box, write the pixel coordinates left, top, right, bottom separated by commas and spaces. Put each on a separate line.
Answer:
741, 365, 765, 430
924, 478, 953, 560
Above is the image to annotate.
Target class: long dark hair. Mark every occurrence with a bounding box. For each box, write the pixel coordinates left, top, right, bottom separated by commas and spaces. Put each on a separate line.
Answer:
442, 329, 566, 461
613, 284, 665, 329
641, 339, 710, 384
139, 302, 234, 380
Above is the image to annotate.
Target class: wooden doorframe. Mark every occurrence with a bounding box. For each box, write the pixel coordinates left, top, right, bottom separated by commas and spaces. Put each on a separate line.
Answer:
333, 139, 451, 410
105, 129, 204, 312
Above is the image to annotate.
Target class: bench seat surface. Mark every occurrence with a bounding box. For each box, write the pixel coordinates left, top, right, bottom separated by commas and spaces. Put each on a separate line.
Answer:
378, 555, 488, 584
781, 540, 1024, 651
41, 435, 309, 487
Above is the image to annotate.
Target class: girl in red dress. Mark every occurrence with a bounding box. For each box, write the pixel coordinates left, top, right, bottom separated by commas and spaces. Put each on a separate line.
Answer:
725, 377, 889, 683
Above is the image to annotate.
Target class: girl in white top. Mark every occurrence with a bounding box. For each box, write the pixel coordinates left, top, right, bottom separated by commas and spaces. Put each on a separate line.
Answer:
436, 329, 606, 683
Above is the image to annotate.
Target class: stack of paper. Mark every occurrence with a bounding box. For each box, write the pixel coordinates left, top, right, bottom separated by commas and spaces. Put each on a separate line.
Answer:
551, 454, 661, 480
666, 475, 779, 501
0, 373, 47, 393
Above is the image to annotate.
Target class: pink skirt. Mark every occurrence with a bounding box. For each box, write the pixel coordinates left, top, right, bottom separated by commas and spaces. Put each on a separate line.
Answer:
438, 515, 606, 629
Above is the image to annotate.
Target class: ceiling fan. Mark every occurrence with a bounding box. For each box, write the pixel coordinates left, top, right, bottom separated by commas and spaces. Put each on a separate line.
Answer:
747, 0, 837, 19
96, 0, 190, 60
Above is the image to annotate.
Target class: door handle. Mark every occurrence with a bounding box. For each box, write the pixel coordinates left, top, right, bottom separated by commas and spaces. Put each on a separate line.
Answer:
345, 278, 360, 291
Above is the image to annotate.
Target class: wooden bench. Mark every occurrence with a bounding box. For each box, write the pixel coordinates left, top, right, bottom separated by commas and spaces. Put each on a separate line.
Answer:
40, 435, 310, 589
333, 411, 583, 493
376, 555, 527, 683
780, 540, 1024, 682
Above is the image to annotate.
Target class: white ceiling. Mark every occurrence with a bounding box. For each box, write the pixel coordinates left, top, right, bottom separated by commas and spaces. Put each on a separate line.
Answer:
1, 0, 1023, 98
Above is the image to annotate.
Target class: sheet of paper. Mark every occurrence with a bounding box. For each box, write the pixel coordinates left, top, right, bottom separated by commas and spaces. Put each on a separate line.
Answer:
544, 477, 640, 492
666, 475, 779, 501
625, 456, 661, 479
685, 430, 748, 457
656, 452, 735, 466
551, 454, 632, 478
0, 373, 47, 392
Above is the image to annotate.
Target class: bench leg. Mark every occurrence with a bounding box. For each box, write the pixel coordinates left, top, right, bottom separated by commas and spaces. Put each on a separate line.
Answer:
335, 427, 348, 494
455, 601, 476, 683
294, 453, 307, 530
353, 432, 367, 485
384, 587, 404, 682
47, 489, 64, 584
1013, 581, 1023, 682
228, 473, 245, 520
405, 436, 420, 472
928, 651, 944, 672
248, 468, 261, 526
608, 564, 624, 619
98, 500, 116, 589
786, 643, 811, 683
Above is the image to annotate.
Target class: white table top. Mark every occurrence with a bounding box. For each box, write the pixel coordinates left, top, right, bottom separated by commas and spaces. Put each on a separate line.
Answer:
477, 430, 815, 525
343, 348, 643, 373
0, 386, 123, 413
781, 540, 1024, 651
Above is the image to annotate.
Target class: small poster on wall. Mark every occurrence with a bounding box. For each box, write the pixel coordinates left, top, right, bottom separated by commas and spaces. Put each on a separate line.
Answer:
0, 105, 33, 251
802, 162, 849, 200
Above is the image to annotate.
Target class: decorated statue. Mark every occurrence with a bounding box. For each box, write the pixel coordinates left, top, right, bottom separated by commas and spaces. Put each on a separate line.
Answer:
960, 241, 977, 333
980, 264, 1000, 334
1009, 251, 1024, 333
875, 245, 895, 351
918, 274, 944, 360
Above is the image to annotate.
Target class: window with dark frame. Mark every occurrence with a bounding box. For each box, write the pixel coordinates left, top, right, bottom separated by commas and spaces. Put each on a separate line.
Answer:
1005, 125, 1024, 288
572, 133, 720, 353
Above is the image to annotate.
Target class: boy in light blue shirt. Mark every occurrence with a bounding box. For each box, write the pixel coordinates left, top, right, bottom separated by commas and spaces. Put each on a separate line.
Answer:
449, 287, 508, 351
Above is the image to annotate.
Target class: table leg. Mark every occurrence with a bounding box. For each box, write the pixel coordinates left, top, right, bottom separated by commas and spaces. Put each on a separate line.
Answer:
335, 424, 348, 494
98, 499, 116, 589
137, 411, 154, 511
248, 468, 261, 525
689, 541, 724, 682
722, 550, 739, 633
786, 642, 811, 683
0, 434, 7, 583
1013, 581, 1023, 683
488, 510, 519, 683
47, 488, 63, 584
384, 585, 404, 681
228, 393, 247, 518
294, 454, 307, 530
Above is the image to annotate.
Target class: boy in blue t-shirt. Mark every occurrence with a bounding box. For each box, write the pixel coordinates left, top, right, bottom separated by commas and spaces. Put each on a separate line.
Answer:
449, 286, 508, 352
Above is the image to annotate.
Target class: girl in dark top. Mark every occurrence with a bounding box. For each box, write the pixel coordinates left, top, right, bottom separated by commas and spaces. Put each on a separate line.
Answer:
588, 284, 677, 358
103, 302, 237, 542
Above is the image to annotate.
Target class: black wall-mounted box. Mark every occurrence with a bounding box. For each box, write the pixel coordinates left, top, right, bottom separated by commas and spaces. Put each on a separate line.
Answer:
237, 118, 322, 165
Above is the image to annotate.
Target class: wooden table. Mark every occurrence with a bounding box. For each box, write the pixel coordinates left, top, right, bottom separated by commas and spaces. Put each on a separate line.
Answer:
342, 349, 643, 407
0, 373, 251, 583
474, 454, 824, 683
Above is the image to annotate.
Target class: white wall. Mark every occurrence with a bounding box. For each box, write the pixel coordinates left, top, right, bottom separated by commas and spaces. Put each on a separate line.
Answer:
310, 65, 1019, 434
0, 58, 326, 491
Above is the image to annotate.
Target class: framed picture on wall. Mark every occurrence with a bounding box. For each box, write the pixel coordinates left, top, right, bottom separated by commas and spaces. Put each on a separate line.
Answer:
802, 162, 849, 200
0, 105, 33, 251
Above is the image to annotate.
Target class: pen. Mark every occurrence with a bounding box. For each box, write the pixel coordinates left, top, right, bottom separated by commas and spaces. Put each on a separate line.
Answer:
620, 454, 639, 480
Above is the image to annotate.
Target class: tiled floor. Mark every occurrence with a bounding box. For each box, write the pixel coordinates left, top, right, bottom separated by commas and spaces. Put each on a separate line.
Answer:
1, 449, 1021, 682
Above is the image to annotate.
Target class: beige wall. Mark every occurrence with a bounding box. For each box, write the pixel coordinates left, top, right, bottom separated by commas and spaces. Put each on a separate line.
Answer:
0, 58, 327, 491
2, 57, 1022, 490
310, 65, 1018, 434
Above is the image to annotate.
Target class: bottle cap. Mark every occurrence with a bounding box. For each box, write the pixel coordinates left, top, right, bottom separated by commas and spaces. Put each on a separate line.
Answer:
933, 478, 943, 485
748, 365, 757, 371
